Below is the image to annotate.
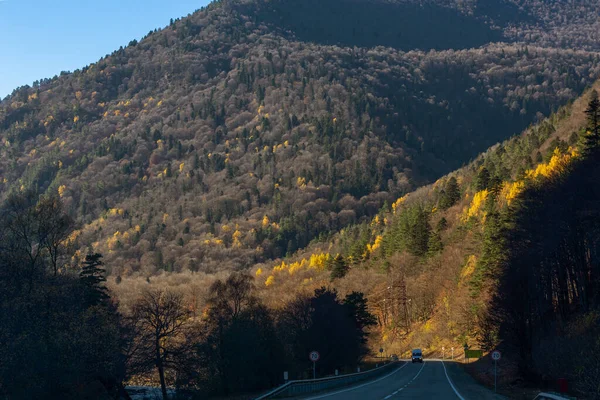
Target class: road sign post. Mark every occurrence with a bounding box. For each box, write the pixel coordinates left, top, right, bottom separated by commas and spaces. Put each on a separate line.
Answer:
451, 347, 454, 360
309, 351, 320, 380
491, 350, 501, 393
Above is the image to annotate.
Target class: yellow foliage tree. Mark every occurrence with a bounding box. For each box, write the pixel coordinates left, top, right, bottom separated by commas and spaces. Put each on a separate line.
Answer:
463, 189, 489, 222
308, 253, 331, 271
461, 255, 477, 279
262, 215, 270, 228
392, 195, 409, 213
500, 181, 526, 207
297, 176, 307, 188
526, 147, 577, 180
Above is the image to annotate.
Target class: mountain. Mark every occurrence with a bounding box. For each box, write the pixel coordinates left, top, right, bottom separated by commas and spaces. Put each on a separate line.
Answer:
233, 81, 600, 398
3, 1, 600, 397
1, 0, 600, 277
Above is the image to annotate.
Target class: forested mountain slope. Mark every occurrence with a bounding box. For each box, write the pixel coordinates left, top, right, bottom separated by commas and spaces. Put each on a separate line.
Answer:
1, 0, 600, 275
236, 82, 600, 398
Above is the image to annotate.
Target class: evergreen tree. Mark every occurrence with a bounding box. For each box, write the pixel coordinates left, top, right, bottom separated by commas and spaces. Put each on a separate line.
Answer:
427, 231, 443, 255
387, 204, 432, 257
407, 206, 432, 257
348, 225, 370, 262
475, 210, 506, 296
584, 90, 600, 155
330, 254, 349, 280
436, 217, 448, 232
439, 177, 460, 209
343, 292, 377, 345
475, 167, 490, 191
535, 151, 543, 163
488, 175, 503, 199
79, 253, 109, 307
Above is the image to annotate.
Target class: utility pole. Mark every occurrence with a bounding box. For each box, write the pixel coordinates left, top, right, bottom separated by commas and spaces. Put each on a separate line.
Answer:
398, 275, 410, 333
388, 284, 394, 327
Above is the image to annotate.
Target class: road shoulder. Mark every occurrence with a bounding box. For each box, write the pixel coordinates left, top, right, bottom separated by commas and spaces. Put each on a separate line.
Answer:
443, 361, 507, 400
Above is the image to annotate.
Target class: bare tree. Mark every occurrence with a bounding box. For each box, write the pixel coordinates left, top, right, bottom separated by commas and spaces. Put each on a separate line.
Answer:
130, 289, 189, 400
207, 271, 255, 319
37, 196, 75, 275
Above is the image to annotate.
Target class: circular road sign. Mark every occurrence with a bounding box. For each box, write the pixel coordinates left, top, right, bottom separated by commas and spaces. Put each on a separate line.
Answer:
309, 351, 320, 362
491, 350, 502, 361
379, 348, 383, 353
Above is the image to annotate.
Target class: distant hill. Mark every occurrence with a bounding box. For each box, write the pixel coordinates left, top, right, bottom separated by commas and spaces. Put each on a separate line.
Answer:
1, 0, 599, 276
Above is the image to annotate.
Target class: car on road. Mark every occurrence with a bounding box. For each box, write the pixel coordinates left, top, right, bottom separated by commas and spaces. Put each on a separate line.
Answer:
411, 349, 423, 363
390, 354, 399, 361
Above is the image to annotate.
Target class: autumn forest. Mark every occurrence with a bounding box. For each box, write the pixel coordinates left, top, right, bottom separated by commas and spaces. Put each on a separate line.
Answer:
2, 0, 600, 399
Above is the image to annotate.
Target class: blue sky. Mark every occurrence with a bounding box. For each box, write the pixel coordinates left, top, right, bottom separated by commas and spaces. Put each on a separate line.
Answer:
0, 0, 211, 99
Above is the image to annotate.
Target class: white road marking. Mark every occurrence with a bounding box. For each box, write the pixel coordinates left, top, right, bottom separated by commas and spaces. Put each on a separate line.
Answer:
441, 361, 466, 400
380, 360, 426, 399
302, 363, 409, 400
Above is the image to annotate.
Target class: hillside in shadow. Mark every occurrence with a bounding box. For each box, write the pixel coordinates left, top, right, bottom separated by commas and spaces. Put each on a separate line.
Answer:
472, 0, 533, 27
247, 0, 504, 50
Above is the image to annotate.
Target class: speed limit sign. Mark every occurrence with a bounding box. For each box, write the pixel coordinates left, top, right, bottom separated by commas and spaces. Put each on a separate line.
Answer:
491, 350, 501, 361
309, 351, 320, 362
491, 350, 501, 393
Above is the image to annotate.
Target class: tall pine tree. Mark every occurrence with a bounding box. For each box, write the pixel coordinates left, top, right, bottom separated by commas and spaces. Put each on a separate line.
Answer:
439, 177, 461, 210
475, 167, 491, 192
584, 90, 600, 155
80, 253, 109, 307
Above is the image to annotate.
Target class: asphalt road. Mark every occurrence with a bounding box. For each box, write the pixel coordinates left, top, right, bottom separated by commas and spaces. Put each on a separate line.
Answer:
295, 360, 504, 400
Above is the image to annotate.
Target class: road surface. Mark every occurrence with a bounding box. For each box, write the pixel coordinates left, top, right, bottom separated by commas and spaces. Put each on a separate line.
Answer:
294, 360, 504, 400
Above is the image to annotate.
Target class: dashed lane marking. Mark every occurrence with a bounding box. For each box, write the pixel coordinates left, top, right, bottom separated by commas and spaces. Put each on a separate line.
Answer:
380, 360, 426, 399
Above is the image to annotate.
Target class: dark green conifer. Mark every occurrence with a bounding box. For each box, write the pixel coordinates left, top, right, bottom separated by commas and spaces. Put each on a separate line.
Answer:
583, 90, 600, 155
79, 253, 109, 307
475, 167, 490, 191
330, 254, 349, 280
439, 177, 461, 210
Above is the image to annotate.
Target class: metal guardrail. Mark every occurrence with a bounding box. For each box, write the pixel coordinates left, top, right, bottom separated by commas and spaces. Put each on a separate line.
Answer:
533, 392, 577, 400
254, 361, 401, 399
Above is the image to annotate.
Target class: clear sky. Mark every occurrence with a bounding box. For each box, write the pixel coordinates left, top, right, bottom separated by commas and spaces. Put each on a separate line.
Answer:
0, 0, 211, 99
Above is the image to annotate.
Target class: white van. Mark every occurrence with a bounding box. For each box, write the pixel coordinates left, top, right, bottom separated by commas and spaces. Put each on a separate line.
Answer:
411, 349, 423, 363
